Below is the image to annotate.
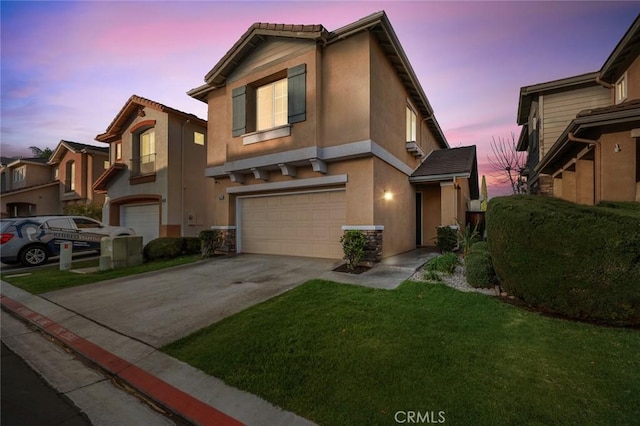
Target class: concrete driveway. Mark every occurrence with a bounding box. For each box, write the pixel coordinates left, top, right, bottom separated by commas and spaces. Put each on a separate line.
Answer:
42, 254, 340, 348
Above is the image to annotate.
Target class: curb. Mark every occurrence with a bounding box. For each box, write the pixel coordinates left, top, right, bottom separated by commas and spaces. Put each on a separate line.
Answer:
0, 294, 243, 426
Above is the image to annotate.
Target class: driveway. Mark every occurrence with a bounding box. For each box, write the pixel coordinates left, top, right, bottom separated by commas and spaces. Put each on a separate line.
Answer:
42, 255, 340, 348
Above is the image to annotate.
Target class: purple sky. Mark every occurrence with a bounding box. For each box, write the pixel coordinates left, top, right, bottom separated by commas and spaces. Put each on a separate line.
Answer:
1, 1, 638, 196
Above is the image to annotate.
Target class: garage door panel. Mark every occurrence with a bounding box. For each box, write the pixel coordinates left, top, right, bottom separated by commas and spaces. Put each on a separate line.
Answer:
121, 204, 159, 246
241, 191, 345, 259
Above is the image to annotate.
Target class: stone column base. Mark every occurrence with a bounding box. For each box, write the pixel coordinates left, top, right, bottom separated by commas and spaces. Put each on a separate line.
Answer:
210, 226, 236, 254
341, 226, 384, 264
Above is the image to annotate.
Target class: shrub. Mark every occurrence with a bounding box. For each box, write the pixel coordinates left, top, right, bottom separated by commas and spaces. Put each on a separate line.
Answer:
435, 226, 457, 253
340, 230, 367, 271
64, 203, 103, 220
200, 229, 221, 258
425, 252, 459, 275
143, 237, 202, 261
465, 250, 495, 288
468, 241, 489, 255
487, 195, 640, 326
457, 220, 481, 258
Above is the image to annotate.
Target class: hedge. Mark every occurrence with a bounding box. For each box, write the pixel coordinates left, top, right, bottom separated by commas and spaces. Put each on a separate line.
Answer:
143, 237, 202, 261
486, 195, 640, 326
465, 242, 495, 288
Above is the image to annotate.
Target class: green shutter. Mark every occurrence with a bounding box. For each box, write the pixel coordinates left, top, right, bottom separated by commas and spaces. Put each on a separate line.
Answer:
232, 86, 246, 137
288, 64, 306, 124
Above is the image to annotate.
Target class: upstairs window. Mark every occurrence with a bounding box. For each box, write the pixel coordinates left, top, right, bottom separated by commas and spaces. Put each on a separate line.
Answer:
140, 130, 155, 164
406, 106, 417, 142
65, 161, 75, 192
13, 166, 25, 183
114, 142, 122, 161
615, 73, 627, 104
257, 78, 288, 131
232, 64, 306, 137
194, 131, 205, 146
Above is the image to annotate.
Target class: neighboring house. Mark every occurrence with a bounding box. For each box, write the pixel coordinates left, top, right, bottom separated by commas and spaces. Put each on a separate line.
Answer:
48, 141, 109, 209
93, 95, 209, 245
188, 11, 479, 260
517, 15, 640, 204
0, 141, 110, 218
1, 157, 58, 217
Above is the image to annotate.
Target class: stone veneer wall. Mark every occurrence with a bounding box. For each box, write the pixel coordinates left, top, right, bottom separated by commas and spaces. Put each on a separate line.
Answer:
537, 174, 554, 197
341, 226, 384, 264
211, 227, 236, 254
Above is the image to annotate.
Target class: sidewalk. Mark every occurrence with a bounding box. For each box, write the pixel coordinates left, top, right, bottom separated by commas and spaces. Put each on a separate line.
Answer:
0, 249, 436, 425
0, 281, 314, 426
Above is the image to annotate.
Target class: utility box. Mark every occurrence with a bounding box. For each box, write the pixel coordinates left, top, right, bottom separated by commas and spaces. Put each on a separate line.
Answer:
100, 236, 144, 270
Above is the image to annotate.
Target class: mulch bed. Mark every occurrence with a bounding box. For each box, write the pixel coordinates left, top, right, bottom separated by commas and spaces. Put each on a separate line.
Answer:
333, 264, 371, 275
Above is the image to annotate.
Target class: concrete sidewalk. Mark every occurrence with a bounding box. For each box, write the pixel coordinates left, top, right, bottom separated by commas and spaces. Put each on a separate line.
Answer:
0, 249, 436, 425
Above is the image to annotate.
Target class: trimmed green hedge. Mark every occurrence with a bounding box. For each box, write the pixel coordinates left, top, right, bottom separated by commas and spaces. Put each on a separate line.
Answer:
465, 243, 495, 288
487, 195, 640, 326
143, 237, 202, 261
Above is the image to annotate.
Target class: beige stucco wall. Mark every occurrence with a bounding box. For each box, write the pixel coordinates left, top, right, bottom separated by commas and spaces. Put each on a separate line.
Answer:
6, 163, 51, 191
598, 131, 637, 202
575, 158, 594, 205
419, 184, 441, 246
440, 183, 456, 227
623, 55, 640, 101
321, 32, 371, 147
553, 177, 563, 198
561, 170, 577, 203
1, 183, 61, 216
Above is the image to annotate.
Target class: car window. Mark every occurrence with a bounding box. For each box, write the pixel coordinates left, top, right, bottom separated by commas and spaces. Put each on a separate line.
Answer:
73, 217, 101, 229
45, 218, 74, 229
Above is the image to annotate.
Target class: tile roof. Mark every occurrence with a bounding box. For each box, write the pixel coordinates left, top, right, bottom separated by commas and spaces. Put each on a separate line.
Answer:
96, 95, 207, 143
411, 146, 477, 178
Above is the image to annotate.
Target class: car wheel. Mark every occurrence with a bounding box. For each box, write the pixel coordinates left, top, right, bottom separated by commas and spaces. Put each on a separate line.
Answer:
19, 245, 49, 267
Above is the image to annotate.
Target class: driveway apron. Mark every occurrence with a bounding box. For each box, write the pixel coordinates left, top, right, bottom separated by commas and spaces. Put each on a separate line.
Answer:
42, 255, 339, 348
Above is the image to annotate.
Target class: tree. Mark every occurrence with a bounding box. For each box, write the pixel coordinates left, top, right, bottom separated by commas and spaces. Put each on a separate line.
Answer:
28, 146, 53, 159
487, 133, 526, 194
480, 175, 488, 211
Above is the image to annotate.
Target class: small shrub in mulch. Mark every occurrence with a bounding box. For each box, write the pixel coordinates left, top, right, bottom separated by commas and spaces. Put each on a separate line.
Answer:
143, 237, 202, 261
333, 263, 371, 275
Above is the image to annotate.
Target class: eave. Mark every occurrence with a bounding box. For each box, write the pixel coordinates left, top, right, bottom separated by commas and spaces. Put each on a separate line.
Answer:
92, 162, 126, 193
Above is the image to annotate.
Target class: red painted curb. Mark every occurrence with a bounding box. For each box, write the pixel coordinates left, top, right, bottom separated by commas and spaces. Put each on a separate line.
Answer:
0, 294, 243, 426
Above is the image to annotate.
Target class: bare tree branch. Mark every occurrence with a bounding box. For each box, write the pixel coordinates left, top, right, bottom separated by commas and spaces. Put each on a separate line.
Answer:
487, 133, 526, 194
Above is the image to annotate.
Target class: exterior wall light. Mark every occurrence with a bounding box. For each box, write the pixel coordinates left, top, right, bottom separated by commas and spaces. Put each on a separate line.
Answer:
614, 144, 622, 153
384, 190, 393, 201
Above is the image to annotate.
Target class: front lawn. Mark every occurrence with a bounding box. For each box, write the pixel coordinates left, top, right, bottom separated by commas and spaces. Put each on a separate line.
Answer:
163, 280, 640, 425
1, 255, 201, 294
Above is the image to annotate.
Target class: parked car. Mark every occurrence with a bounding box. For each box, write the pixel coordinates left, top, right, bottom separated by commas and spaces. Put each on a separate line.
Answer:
0, 216, 135, 267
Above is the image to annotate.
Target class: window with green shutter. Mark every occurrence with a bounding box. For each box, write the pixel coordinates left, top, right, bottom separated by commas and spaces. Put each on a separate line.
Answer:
231, 64, 307, 138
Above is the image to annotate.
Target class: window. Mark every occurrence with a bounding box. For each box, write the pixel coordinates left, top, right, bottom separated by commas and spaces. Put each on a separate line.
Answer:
53, 167, 59, 180
115, 142, 122, 160
406, 106, 417, 142
616, 73, 627, 104
194, 131, 205, 146
65, 161, 75, 192
72, 217, 101, 229
257, 79, 288, 131
232, 64, 306, 137
140, 130, 155, 163
13, 166, 25, 183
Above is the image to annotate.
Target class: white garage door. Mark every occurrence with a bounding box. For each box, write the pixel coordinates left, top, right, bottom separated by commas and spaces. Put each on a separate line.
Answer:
121, 203, 160, 246
240, 190, 346, 259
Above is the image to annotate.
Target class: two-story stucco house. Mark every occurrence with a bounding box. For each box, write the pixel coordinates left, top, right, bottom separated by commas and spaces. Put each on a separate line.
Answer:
1, 157, 57, 217
517, 15, 640, 204
1, 141, 109, 217
92, 95, 210, 245
188, 12, 479, 260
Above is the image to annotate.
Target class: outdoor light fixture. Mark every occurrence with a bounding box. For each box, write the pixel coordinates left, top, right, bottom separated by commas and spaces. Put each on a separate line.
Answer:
384, 190, 393, 201
614, 144, 622, 153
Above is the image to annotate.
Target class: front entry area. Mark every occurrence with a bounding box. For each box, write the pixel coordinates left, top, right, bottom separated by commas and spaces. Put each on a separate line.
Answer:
239, 190, 346, 259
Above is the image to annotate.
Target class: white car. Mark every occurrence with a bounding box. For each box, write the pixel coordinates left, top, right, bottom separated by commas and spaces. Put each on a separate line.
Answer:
1, 216, 135, 267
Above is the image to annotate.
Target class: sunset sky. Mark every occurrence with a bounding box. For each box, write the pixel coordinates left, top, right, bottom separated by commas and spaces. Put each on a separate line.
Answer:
1, 1, 638, 196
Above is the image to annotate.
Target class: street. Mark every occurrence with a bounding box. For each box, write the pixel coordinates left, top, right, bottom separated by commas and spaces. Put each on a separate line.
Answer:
1, 342, 91, 425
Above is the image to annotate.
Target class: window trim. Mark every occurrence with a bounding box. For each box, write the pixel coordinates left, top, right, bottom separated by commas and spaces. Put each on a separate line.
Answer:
615, 73, 628, 104
13, 166, 25, 183
406, 104, 417, 143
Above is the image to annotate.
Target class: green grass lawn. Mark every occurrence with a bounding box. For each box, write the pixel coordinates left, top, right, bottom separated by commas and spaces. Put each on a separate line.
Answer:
1, 255, 201, 294
163, 279, 640, 426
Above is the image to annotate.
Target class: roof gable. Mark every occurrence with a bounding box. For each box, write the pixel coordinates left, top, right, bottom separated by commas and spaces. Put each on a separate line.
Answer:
96, 95, 207, 143
410, 146, 479, 198
48, 140, 108, 164
600, 14, 640, 83
188, 11, 448, 149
